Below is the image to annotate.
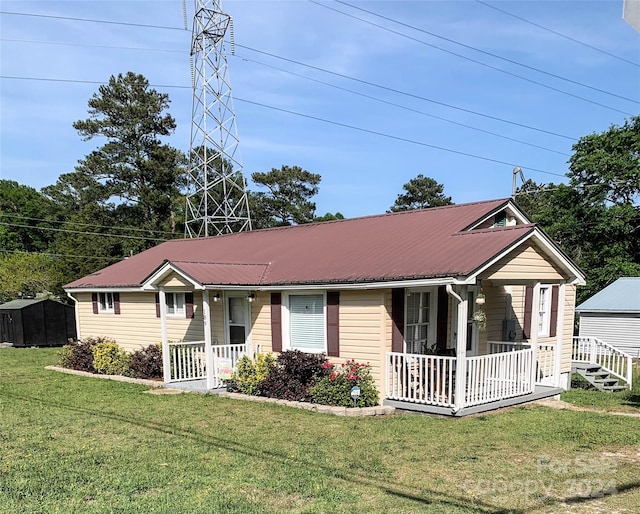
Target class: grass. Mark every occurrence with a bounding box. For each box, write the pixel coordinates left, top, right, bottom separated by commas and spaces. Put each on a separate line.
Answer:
1, 348, 639, 513
561, 362, 640, 413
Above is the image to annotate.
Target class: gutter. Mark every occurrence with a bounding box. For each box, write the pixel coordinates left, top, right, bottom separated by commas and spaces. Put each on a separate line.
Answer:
66, 292, 80, 341
446, 284, 464, 414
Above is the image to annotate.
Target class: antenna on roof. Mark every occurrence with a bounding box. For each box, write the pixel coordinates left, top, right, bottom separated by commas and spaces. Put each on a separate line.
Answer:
512, 166, 525, 198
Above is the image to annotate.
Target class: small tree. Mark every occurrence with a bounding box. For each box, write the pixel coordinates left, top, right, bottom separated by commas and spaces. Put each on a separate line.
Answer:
389, 174, 452, 212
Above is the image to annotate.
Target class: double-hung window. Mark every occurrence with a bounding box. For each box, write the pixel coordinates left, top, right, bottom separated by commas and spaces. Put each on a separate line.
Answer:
287, 293, 325, 352
538, 285, 551, 337
98, 292, 114, 314
165, 292, 185, 317
405, 290, 431, 354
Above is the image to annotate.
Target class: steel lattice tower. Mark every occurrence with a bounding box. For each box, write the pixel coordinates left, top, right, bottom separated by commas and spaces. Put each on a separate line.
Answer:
185, 0, 251, 237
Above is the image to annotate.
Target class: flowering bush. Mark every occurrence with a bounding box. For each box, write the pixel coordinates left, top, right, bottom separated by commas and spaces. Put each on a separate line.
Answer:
309, 360, 379, 407
232, 353, 275, 395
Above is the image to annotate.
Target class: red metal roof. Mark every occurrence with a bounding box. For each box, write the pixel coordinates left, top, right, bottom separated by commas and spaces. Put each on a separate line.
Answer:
65, 199, 535, 289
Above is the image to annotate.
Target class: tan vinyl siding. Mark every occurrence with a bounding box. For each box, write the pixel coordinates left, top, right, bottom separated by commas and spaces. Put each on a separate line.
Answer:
561, 285, 576, 372
210, 297, 225, 345
250, 292, 272, 353
337, 290, 388, 401
159, 274, 193, 288
75, 291, 204, 352
485, 242, 564, 282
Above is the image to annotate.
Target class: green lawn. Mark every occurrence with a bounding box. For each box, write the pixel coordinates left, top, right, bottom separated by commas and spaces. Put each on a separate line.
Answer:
1, 348, 639, 513
561, 362, 640, 413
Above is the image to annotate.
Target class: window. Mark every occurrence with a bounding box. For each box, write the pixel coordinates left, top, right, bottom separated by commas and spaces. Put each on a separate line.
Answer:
165, 292, 185, 317
538, 286, 551, 337
98, 292, 114, 313
405, 291, 430, 354
287, 293, 325, 352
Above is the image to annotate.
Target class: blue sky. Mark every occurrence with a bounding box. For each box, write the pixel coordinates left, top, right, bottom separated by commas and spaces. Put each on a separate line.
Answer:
1, 0, 638, 218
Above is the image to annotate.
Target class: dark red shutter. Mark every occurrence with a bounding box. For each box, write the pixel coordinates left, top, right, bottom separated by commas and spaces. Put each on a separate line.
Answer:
92, 293, 98, 314
155, 293, 161, 318
326, 291, 340, 357
113, 293, 120, 315
549, 285, 559, 337
391, 288, 405, 353
271, 292, 282, 352
523, 285, 533, 339
185, 292, 194, 319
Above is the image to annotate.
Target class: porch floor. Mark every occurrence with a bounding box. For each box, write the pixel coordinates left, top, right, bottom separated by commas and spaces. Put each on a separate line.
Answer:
383, 385, 563, 417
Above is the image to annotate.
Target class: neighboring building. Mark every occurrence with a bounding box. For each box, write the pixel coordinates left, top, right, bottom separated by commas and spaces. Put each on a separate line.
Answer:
65, 199, 585, 415
576, 277, 640, 358
0, 298, 77, 347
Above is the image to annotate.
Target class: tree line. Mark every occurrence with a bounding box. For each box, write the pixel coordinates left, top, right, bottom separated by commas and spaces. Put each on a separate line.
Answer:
1, 72, 638, 304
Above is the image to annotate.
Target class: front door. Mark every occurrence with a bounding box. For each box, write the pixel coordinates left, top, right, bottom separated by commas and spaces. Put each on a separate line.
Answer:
227, 295, 249, 345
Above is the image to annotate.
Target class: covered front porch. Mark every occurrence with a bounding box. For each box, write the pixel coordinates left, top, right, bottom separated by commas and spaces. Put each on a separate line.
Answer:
384, 342, 562, 416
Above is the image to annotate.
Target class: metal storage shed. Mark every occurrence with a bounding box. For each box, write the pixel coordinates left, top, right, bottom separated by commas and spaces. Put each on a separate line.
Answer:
0, 298, 76, 347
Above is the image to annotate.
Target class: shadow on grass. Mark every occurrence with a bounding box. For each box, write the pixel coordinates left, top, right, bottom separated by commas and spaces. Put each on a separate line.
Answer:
6, 390, 525, 514
562, 481, 640, 505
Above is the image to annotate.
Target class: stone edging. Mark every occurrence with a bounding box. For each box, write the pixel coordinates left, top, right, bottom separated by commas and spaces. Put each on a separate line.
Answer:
217, 392, 395, 417
45, 366, 395, 416
45, 365, 164, 388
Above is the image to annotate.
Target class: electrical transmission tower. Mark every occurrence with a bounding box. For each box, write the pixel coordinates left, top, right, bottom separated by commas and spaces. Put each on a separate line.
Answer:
185, 0, 252, 237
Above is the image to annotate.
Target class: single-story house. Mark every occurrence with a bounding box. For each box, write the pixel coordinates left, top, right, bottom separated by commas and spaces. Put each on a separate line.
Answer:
65, 198, 585, 416
576, 277, 640, 358
0, 298, 77, 347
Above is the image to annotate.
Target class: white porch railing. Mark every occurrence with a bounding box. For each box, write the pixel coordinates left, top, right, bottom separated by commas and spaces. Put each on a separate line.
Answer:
168, 341, 206, 382
167, 341, 260, 387
488, 341, 557, 386
386, 352, 456, 407
572, 336, 633, 387
465, 348, 534, 407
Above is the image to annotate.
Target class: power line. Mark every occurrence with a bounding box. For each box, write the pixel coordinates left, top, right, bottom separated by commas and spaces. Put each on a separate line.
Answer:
0, 249, 123, 262
235, 45, 577, 140
0, 213, 180, 237
475, 0, 640, 68
238, 97, 567, 178
0, 222, 169, 242
0, 74, 568, 178
239, 54, 570, 156
0, 37, 184, 54
1, 9, 580, 139
311, 1, 634, 116
333, 0, 638, 105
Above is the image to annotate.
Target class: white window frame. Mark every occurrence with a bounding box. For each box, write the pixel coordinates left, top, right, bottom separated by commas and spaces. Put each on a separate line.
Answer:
282, 291, 327, 354
538, 285, 552, 337
404, 287, 437, 354
98, 292, 114, 314
165, 292, 185, 318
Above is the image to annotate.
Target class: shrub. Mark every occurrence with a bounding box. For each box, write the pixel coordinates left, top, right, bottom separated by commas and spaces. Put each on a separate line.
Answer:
129, 344, 163, 379
92, 341, 131, 376
260, 350, 329, 401
58, 336, 112, 372
232, 353, 275, 395
309, 360, 379, 407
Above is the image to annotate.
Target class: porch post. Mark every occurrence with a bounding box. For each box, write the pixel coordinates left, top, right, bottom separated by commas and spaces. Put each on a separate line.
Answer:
159, 290, 171, 384
554, 283, 566, 388
529, 282, 541, 387
453, 285, 468, 412
203, 289, 215, 390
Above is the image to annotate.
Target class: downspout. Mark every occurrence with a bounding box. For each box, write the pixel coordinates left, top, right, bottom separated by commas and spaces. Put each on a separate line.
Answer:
66, 292, 80, 341
446, 285, 467, 414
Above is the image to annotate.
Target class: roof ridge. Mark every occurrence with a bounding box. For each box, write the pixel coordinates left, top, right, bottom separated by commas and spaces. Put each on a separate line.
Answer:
452, 223, 535, 236
171, 260, 270, 267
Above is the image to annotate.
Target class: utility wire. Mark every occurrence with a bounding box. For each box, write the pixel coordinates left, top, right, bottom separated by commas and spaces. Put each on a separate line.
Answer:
1, 9, 580, 139
0, 37, 184, 53
239, 54, 570, 156
311, 1, 634, 115
0, 222, 169, 242
235, 45, 577, 140
238, 97, 567, 178
0, 213, 180, 237
475, 0, 640, 68
0, 249, 124, 262
333, 0, 638, 104
0, 74, 568, 178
